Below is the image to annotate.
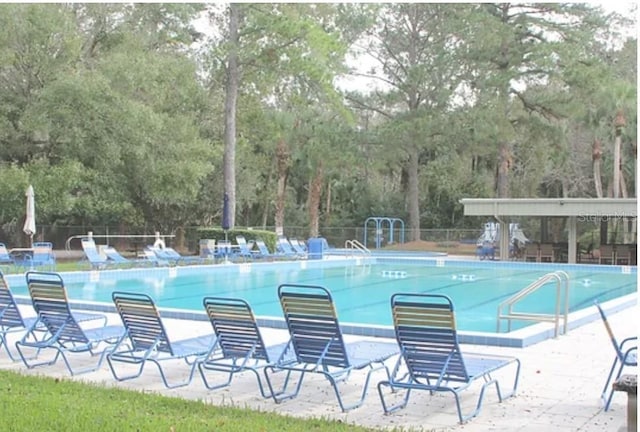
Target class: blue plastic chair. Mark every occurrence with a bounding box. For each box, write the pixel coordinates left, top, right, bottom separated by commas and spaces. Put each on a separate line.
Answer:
156, 246, 203, 265
14, 272, 124, 375
28, 242, 56, 271
1, 270, 107, 361
107, 291, 216, 389
102, 246, 147, 268
263, 284, 398, 412
197, 297, 290, 397
235, 236, 258, 261
142, 247, 170, 266
377, 293, 521, 423
595, 301, 637, 411
213, 240, 239, 262
276, 237, 302, 259
289, 238, 308, 258
254, 239, 275, 260
0, 243, 14, 268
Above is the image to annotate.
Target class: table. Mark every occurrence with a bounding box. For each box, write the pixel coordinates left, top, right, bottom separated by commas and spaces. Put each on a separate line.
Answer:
9, 248, 34, 269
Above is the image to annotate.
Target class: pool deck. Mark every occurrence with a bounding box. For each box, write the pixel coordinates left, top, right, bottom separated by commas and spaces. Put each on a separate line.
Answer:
1, 298, 637, 431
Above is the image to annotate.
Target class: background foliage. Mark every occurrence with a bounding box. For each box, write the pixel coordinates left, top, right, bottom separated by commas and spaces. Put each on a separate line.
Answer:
0, 3, 636, 247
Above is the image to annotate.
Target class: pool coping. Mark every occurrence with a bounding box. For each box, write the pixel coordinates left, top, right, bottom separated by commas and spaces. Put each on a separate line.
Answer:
7, 256, 637, 348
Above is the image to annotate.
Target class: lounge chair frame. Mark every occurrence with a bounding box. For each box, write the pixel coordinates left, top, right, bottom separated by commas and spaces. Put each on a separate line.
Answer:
596, 301, 637, 411
378, 293, 521, 423
146, 246, 203, 266
0, 243, 15, 268
235, 236, 258, 261
254, 239, 275, 260
1, 270, 107, 361
28, 242, 57, 271
263, 284, 398, 412
107, 291, 216, 389
14, 272, 123, 375
197, 297, 290, 397
80, 237, 109, 270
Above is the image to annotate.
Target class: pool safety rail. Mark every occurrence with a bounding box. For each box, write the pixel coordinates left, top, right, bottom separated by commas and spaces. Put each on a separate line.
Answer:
496, 270, 570, 338
344, 239, 370, 255
65, 232, 175, 251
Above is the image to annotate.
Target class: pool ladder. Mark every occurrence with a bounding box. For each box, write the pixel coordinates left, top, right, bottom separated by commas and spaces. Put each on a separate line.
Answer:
344, 239, 371, 256
496, 270, 570, 338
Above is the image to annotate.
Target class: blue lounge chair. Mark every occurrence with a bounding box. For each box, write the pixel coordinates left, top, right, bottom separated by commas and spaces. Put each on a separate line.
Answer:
199, 239, 217, 260
197, 297, 290, 397
276, 236, 302, 259
289, 238, 308, 258
0, 243, 14, 268
254, 239, 275, 260
102, 246, 145, 268
596, 301, 637, 411
152, 246, 203, 266
1, 270, 107, 361
107, 291, 216, 389
14, 271, 124, 375
235, 236, 258, 261
142, 247, 170, 266
377, 293, 521, 423
213, 240, 239, 262
31, 242, 57, 270
263, 284, 398, 412
80, 237, 109, 270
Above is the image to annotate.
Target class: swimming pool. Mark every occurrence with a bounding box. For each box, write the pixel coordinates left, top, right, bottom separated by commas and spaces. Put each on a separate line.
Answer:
7, 257, 637, 347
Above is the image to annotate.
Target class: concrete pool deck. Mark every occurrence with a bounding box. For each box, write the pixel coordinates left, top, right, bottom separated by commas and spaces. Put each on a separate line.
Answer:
1, 299, 637, 431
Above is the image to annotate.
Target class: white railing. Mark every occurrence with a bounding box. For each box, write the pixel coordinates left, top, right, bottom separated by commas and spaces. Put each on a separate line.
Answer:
65, 232, 175, 251
344, 239, 371, 255
496, 270, 570, 338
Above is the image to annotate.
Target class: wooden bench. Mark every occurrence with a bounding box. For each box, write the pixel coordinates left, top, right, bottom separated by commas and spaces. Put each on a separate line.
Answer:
613, 374, 637, 432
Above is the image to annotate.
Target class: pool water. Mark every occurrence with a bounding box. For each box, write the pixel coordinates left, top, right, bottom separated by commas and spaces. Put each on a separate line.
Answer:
14, 262, 636, 333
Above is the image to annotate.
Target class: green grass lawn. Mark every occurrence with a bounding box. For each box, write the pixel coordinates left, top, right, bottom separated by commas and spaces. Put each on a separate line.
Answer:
0, 370, 384, 432
2, 260, 100, 275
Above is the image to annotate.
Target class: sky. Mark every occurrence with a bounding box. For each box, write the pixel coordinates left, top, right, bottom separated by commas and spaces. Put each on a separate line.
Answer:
336, 2, 638, 93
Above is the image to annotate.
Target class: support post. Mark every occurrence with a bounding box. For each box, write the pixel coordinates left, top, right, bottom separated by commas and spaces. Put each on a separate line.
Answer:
568, 216, 577, 264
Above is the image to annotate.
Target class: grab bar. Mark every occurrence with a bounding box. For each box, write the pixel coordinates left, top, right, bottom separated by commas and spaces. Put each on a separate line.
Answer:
496, 270, 570, 337
344, 239, 371, 255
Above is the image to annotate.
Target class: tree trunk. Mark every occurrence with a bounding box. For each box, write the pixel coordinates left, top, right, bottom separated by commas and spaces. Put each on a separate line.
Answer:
497, 143, 511, 198
260, 166, 273, 229
613, 134, 622, 198
274, 137, 290, 236
593, 139, 603, 198
223, 3, 240, 229
407, 146, 421, 242
613, 110, 625, 199
325, 181, 332, 224
308, 162, 324, 238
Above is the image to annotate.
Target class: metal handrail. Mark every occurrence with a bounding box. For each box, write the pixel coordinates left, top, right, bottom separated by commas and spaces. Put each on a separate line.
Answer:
344, 239, 371, 255
496, 270, 570, 338
65, 233, 175, 251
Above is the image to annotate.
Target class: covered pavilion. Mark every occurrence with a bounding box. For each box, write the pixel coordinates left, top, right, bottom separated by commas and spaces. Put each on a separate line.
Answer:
460, 198, 637, 263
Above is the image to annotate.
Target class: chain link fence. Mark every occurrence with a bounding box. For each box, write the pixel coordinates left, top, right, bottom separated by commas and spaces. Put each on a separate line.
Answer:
0, 224, 484, 256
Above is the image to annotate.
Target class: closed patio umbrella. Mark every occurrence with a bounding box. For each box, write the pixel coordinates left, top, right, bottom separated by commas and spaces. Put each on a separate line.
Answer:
23, 185, 36, 247
222, 193, 230, 241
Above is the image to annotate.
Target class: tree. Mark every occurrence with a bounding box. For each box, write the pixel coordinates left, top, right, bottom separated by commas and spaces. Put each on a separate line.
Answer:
203, 3, 357, 232
346, 4, 467, 240
462, 3, 613, 198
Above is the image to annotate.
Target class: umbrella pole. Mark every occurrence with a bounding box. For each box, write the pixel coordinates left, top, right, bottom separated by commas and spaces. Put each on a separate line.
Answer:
223, 230, 230, 264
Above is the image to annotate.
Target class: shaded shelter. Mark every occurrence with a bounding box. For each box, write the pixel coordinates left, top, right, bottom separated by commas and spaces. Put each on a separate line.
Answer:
460, 198, 637, 263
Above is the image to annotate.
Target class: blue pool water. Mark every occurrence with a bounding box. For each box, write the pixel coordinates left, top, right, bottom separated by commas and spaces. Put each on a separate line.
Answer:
10, 258, 637, 334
